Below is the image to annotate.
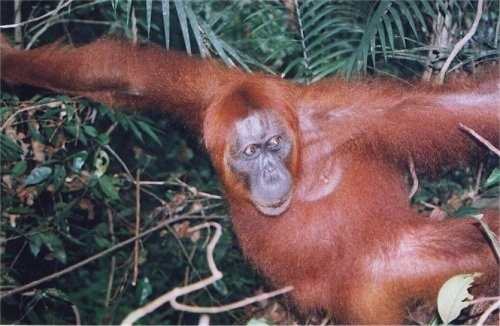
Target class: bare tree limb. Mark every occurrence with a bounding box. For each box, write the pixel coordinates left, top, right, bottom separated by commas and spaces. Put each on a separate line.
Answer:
438, 0, 484, 83
0, 215, 214, 300
133, 169, 142, 285
0, 0, 74, 29
459, 123, 500, 156
121, 222, 293, 325
476, 299, 500, 326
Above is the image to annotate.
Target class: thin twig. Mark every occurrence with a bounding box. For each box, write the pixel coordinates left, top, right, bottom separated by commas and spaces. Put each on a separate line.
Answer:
472, 215, 500, 261
438, 0, 484, 83
474, 162, 484, 194
104, 121, 119, 136
459, 123, 500, 156
407, 155, 419, 199
471, 296, 500, 304
140, 187, 167, 205
133, 169, 141, 286
0, 215, 208, 300
476, 299, 500, 326
104, 145, 135, 181
0, 0, 74, 29
71, 304, 81, 325
104, 208, 116, 311
171, 286, 294, 314
0, 101, 66, 132
120, 222, 223, 325
171, 177, 222, 199
13, 0, 22, 48
120, 222, 293, 325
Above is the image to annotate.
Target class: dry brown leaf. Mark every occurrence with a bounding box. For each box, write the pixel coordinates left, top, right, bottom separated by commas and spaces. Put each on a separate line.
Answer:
79, 198, 95, 220
31, 139, 46, 162
17, 187, 37, 206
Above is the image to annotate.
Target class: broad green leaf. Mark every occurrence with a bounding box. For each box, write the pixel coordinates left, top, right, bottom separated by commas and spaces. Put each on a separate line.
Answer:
71, 151, 88, 172
0, 133, 23, 162
10, 160, 28, 177
64, 124, 88, 145
437, 273, 481, 324
27, 233, 43, 257
83, 125, 98, 137
98, 175, 120, 200
96, 133, 110, 146
39, 231, 67, 264
24, 166, 52, 186
94, 236, 111, 249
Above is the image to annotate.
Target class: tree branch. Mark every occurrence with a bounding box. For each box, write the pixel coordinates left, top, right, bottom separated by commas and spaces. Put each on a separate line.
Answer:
121, 222, 293, 325
0, 215, 216, 300
438, 0, 484, 83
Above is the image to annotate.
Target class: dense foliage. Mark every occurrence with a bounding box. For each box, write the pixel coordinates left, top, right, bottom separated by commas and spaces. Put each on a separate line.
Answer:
1, 1, 498, 324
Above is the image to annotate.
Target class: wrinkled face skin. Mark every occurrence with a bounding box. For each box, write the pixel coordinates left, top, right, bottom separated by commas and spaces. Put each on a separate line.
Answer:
228, 111, 293, 216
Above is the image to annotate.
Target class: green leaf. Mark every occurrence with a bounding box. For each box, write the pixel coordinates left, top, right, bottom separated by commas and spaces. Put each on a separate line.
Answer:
174, 0, 191, 55
7, 206, 31, 214
83, 125, 98, 137
453, 206, 480, 217
484, 168, 500, 188
0, 133, 23, 162
137, 277, 153, 305
98, 175, 120, 200
146, 0, 153, 37
10, 160, 28, 177
43, 288, 72, 303
28, 122, 44, 142
64, 124, 88, 145
94, 236, 111, 249
96, 133, 110, 146
212, 279, 228, 296
161, 0, 170, 48
27, 233, 43, 257
71, 151, 89, 172
437, 273, 481, 324
136, 120, 162, 146
128, 120, 144, 143
65, 104, 74, 122
51, 164, 67, 191
24, 166, 52, 186
39, 231, 67, 264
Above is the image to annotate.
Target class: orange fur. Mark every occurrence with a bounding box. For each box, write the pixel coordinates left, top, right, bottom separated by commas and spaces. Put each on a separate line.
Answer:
1, 37, 499, 324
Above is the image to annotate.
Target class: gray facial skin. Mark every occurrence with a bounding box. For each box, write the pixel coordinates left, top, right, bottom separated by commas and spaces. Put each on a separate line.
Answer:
228, 111, 293, 216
